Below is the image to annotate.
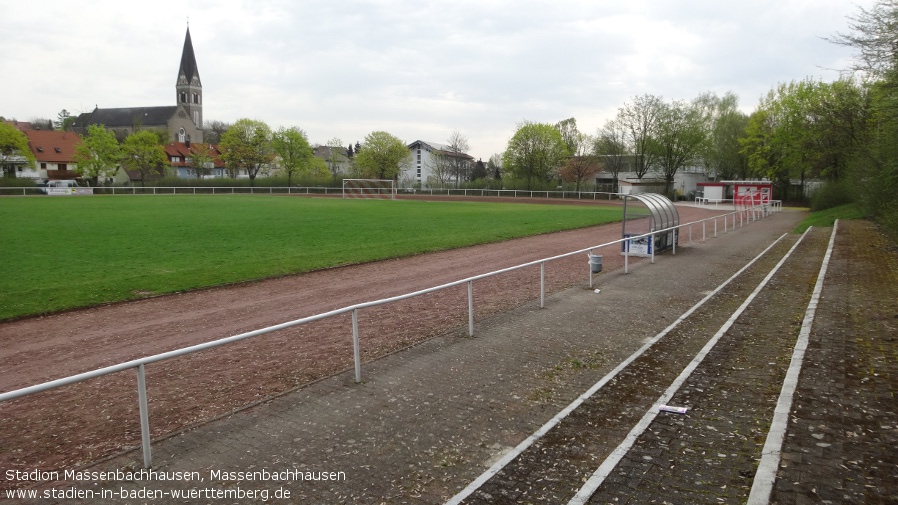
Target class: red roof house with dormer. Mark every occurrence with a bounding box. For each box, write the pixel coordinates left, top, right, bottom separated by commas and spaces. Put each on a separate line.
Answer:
22, 129, 83, 181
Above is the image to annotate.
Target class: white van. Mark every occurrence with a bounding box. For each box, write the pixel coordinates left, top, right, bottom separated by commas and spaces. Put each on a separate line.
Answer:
41, 180, 83, 195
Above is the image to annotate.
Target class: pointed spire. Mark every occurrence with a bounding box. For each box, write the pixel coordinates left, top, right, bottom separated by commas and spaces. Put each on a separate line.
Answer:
179, 27, 200, 85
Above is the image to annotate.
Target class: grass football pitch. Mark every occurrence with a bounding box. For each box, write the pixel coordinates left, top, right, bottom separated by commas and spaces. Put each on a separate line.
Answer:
0, 195, 622, 320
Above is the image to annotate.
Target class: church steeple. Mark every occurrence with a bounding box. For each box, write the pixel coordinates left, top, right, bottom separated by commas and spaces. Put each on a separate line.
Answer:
176, 27, 202, 132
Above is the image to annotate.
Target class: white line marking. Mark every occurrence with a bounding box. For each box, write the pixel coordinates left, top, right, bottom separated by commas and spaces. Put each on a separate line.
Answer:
568, 228, 812, 505
444, 233, 789, 505
747, 222, 838, 504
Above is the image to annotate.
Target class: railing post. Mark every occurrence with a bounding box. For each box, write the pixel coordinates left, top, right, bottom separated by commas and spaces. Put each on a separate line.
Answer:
136, 364, 152, 468
588, 250, 594, 288
650, 233, 656, 264
714, 218, 718, 238
624, 242, 630, 274
539, 262, 546, 308
702, 221, 706, 242
352, 309, 361, 383
467, 281, 474, 337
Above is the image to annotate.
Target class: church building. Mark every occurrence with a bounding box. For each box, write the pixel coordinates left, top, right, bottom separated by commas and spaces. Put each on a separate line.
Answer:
72, 28, 204, 143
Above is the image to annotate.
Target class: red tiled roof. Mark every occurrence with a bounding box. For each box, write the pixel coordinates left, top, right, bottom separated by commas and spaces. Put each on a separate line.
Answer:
24, 130, 82, 163
164, 142, 223, 167
2, 120, 34, 132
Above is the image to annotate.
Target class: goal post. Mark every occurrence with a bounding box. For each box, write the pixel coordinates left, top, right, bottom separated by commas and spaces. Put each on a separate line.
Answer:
342, 179, 397, 200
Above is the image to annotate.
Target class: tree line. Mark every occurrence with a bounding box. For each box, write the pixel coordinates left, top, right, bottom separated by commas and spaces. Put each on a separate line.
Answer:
2, 1, 896, 235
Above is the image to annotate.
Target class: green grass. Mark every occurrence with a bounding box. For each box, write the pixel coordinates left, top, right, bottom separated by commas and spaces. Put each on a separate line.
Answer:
0, 195, 622, 320
793, 203, 866, 233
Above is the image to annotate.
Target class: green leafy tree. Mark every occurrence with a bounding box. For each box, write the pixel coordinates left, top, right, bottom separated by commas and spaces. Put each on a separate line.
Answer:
502, 121, 569, 190
188, 143, 216, 179
219, 119, 274, 185
73, 124, 121, 186
694, 91, 749, 180
471, 159, 487, 181
0, 123, 35, 177
272, 126, 314, 186
741, 78, 867, 198
651, 98, 707, 197
121, 130, 167, 186
830, 0, 898, 234
554, 118, 599, 191
56, 109, 75, 131
353, 131, 411, 180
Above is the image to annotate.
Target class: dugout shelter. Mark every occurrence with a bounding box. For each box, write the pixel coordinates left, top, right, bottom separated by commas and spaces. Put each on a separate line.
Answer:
620, 193, 679, 257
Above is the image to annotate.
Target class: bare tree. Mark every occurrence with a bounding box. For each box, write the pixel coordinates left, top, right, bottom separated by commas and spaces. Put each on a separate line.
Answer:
324, 138, 349, 181
203, 120, 231, 144
617, 94, 665, 179
487, 153, 503, 180
828, 0, 898, 77
595, 117, 629, 192
425, 150, 454, 188
446, 130, 472, 186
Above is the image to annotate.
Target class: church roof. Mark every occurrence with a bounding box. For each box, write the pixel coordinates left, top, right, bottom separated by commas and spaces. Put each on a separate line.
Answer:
178, 27, 200, 85
72, 106, 180, 129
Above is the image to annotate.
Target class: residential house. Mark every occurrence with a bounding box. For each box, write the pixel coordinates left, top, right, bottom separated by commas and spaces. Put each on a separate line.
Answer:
314, 145, 351, 177
164, 141, 224, 179
22, 129, 82, 181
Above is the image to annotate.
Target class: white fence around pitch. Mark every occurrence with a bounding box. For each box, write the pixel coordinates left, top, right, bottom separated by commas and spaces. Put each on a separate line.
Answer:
1, 186, 625, 200
0, 201, 780, 469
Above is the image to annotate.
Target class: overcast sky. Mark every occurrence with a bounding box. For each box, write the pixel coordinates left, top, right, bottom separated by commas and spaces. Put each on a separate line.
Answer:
0, 0, 872, 159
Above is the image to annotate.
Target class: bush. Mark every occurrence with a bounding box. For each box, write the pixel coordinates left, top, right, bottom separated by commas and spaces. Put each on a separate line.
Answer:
810, 180, 855, 211
0, 176, 41, 187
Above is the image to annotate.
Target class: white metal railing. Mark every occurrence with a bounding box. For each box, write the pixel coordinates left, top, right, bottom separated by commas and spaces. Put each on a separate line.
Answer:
0, 201, 779, 468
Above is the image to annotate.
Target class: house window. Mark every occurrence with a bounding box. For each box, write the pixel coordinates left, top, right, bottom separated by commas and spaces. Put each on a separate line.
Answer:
180, 92, 187, 103
192, 93, 199, 104
172, 156, 181, 163
58, 164, 67, 171
40, 163, 47, 169
178, 128, 186, 142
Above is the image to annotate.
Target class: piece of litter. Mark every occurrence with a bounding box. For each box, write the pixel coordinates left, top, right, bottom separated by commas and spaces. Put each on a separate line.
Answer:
594, 289, 601, 294
659, 405, 688, 414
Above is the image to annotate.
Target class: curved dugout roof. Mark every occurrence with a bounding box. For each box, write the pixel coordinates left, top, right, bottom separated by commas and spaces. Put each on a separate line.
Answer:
626, 193, 679, 231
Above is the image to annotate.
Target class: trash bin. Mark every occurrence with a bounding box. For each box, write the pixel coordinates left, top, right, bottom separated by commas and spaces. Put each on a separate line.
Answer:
588, 253, 603, 273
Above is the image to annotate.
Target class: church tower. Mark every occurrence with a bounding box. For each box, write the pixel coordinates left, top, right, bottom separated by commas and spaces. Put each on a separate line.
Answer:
176, 27, 202, 134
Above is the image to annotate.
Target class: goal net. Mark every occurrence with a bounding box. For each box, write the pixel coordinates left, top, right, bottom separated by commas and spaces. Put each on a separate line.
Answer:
342, 179, 397, 200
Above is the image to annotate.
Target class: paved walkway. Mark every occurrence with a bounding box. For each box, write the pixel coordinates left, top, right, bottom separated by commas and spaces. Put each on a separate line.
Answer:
14, 209, 897, 504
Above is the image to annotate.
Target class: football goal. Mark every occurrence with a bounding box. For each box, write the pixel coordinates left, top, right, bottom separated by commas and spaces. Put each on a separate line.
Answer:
342, 179, 397, 200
